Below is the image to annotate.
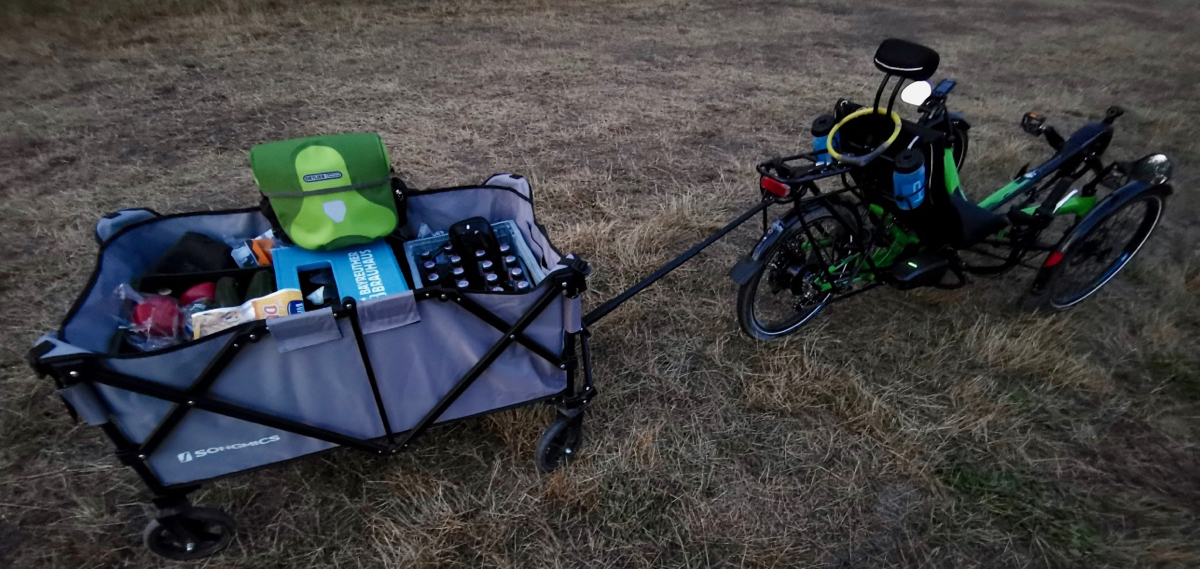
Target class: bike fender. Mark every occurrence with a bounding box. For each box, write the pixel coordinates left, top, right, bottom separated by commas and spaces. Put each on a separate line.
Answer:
1027, 180, 1170, 295
949, 112, 970, 131
729, 212, 799, 285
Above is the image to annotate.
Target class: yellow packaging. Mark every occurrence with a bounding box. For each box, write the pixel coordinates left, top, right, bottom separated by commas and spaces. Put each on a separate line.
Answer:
191, 289, 304, 339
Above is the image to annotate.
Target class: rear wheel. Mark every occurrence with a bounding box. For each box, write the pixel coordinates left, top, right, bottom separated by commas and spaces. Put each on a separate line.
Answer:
1026, 191, 1164, 311
951, 123, 969, 171
736, 205, 862, 340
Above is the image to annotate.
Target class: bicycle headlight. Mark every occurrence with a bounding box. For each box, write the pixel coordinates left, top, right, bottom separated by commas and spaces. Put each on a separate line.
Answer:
1131, 153, 1173, 185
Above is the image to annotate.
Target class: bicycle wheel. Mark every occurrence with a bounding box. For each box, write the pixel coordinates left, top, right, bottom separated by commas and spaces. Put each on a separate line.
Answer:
1029, 190, 1165, 310
951, 123, 969, 172
736, 204, 861, 340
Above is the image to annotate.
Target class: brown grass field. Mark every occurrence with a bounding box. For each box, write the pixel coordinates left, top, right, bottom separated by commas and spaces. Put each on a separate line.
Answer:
2, 0, 1199, 567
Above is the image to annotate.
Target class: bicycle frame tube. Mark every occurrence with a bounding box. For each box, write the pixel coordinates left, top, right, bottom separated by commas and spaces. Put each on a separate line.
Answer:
974, 125, 1110, 214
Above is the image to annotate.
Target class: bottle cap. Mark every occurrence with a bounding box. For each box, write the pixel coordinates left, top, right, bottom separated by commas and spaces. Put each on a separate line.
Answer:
426, 273, 440, 283
894, 148, 925, 174
449, 255, 462, 266
474, 249, 487, 259
811, 114, 836, 137
498, 243, 511, 254
480, 260, 494, 270
456, 279, 470, 289
452, 267, 465, 276
516, 281, 530, 291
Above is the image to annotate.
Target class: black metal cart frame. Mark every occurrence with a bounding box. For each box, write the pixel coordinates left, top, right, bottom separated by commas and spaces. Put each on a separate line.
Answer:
32, 254, 603, 558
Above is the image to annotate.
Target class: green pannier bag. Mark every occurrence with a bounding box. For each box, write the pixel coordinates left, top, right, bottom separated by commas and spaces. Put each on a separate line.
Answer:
250, 133, 399, 251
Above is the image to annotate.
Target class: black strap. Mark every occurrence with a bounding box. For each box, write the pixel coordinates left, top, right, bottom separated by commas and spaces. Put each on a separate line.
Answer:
258, 196, 293, 246
262, 176, 391, 198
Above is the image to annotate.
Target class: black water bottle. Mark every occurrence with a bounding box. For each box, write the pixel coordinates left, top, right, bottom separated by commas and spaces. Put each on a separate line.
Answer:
812, 114, 837, 165
892, 148, 927, 210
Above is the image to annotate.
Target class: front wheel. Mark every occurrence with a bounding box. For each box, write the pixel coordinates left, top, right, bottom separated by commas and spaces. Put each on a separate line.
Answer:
534, 411, 583, 473
1023, 190, 1165, 311
144, 506, 236, 561
736, 204, 862, 340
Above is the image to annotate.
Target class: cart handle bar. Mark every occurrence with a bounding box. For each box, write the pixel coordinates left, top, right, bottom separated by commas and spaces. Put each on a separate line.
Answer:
583, 197, 775, 326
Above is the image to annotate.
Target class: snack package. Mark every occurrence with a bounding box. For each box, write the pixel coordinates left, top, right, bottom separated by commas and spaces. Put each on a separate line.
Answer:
114, 284, 186, 351
190, 288, 304, 339
230, 229, 279, 268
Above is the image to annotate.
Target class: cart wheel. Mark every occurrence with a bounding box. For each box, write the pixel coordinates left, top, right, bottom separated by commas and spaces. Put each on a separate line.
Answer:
143, 506, 236, 561
535, 413, 584, 473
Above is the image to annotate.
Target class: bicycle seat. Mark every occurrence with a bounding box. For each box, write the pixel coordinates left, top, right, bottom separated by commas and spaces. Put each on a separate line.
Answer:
874, 39, 939, 81
893, 153, 1008, 249
945, 189, 1009, 248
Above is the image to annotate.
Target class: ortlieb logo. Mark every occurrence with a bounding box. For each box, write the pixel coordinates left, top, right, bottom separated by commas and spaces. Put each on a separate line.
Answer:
177, 435, 282, 464
302, 171, 343, 183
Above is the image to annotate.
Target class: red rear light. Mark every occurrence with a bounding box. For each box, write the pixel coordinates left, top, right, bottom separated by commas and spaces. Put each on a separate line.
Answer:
760, 177, 790, 197
1043, 251, 1065, 267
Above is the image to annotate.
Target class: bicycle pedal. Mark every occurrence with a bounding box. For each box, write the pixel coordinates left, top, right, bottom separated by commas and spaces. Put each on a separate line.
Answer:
1021, 112, 1045, 136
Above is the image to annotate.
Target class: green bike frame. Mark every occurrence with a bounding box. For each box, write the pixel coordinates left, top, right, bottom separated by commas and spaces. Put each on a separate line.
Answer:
813, 147, 1100, 289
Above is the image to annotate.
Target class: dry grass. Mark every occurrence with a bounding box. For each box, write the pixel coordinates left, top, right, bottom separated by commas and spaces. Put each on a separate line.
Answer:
3, 0, 1200, 567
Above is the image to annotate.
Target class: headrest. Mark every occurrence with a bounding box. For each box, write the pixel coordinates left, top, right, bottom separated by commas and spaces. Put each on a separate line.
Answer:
874, 38, 939, 81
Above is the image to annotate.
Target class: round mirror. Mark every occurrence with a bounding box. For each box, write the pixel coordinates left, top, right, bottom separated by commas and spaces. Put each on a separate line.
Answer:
1131, 153, 1173, 185
900, 81, 932, 106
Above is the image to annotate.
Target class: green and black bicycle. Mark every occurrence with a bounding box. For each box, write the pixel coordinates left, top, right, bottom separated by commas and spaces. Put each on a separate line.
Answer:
729, 38, 1174, 340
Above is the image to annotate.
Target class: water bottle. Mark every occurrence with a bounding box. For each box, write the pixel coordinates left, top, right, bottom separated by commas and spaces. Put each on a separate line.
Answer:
892, 149, 926, 210
811, 114, 836, 165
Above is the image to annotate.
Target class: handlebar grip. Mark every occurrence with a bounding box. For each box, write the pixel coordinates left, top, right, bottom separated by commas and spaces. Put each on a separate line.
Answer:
1103, 105, 1125, 125
931, 79, 956, 98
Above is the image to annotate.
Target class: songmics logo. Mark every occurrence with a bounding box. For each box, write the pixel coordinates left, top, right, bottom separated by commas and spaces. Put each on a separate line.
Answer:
177, 435, 282, 463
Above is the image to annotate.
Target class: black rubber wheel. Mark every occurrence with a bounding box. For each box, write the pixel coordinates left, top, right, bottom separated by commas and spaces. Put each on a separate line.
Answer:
144, 507, 236, 561
1024, 191, 1165, 311
736, 204, 862, 340
535, 413, 583, 473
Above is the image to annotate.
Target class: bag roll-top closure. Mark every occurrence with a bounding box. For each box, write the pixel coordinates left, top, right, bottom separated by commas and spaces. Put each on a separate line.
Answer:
251, 133, 398, 251
261, 176, 392, 199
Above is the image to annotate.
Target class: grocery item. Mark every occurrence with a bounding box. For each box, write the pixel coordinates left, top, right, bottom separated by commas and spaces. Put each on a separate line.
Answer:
190, 289, 304, 339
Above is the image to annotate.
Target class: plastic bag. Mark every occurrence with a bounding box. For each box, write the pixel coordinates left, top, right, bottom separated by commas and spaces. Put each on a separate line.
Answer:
114, 284, 188, 351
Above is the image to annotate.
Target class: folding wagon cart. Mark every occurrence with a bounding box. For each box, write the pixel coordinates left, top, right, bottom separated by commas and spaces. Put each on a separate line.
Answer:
27, 175, 600, 560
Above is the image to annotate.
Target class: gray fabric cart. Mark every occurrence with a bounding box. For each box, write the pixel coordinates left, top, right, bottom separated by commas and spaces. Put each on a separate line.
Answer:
29, 174, 596, 560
